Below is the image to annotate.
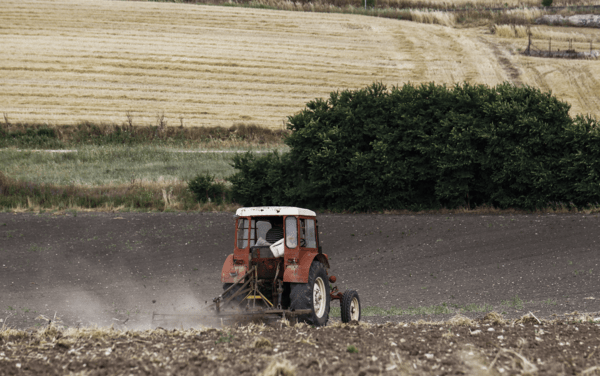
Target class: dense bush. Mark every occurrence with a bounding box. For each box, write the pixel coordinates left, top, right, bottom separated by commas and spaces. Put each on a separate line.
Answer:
230, 82, 600, 211
556, 115, 600, 205
188, 173, 228, 204
229, 151, 314, 206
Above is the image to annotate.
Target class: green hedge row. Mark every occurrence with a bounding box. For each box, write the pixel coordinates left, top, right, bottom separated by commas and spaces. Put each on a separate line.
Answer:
230, 82, 600, 211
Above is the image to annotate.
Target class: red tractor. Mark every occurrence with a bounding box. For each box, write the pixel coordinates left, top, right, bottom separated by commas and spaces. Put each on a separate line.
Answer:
217, 206, 361, 326
152, 206, 360, 327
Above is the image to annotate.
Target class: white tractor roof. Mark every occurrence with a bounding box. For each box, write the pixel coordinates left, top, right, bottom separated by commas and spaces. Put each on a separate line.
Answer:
236, 206, 316, 217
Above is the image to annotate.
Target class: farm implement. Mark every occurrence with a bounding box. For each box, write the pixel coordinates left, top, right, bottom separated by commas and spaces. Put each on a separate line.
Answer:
152, 207, 361, 327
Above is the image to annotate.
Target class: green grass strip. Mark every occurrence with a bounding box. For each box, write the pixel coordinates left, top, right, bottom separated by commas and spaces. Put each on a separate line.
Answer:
0, 146, 240, 186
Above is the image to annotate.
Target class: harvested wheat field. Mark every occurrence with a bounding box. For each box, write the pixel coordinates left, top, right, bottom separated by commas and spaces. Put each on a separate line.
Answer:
0, 0, 542, 129
489, 25, 600, 118
2, 0, 600, 128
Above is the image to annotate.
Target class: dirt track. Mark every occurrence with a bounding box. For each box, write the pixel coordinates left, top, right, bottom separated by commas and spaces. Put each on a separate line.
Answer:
1, 212, 599, 330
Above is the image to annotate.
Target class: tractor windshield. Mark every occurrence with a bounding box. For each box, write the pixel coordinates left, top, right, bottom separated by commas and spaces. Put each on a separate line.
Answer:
254, 218, 284, 245
237, 216, 284, 249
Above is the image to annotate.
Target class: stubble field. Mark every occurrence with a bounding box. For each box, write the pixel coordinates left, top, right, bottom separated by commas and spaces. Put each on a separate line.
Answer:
4, 318, 600, 375
3, 0, 600, 130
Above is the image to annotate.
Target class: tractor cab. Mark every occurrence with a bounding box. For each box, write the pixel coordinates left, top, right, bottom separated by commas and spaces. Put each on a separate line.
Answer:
235, 206, 319, 259
225, 207, 326, 284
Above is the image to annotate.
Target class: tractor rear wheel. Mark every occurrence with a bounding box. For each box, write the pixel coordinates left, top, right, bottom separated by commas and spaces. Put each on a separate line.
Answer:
290, 261, 330, 327
340, 290, 361, 323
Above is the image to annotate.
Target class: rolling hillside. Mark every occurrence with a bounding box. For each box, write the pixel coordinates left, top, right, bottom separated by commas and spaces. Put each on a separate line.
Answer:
1, 0, 599, 128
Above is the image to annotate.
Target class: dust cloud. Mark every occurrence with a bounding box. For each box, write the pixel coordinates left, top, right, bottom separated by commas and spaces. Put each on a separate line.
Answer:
42, 279, 217, 330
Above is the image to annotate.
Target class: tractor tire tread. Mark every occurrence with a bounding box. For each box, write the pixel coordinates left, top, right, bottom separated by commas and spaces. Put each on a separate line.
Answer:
341, 289, 361, 323
290, 261, 330, 327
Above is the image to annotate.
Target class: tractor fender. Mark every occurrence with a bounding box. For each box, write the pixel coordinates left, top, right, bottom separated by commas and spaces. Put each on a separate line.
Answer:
284, 252, 330, 283
220, 254, 248, 284
315, 253, 330, 269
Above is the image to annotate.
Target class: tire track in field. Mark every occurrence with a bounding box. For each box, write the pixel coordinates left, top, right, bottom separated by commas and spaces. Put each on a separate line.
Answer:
451, 30, 508, 84
478, 37, 523, 86
390, 24, 426, 82
562, 63, 600, 114
520, 62, 553, 93
390, 23, 509, 86
520, 58, 600, 116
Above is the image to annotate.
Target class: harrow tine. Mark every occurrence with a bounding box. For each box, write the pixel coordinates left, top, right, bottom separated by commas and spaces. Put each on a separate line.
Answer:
222, 276, 254, 308
215, 266, 256, 306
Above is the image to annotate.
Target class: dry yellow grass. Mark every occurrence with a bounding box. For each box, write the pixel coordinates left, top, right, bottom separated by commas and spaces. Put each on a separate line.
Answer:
490, 24, 600, 118
2, 0, 600, 128
0, 0, 507, 129
518, 56, 600, 118
494, 24, 597, 42
409, 9, 456, 27
503, 7, 544, 22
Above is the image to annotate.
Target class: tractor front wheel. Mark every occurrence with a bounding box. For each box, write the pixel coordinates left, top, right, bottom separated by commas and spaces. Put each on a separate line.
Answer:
341, 289, 361, 323
290, 261, 330, 327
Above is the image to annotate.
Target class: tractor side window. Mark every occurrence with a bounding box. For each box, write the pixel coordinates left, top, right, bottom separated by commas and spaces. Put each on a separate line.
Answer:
249, 219, 256, 247
300, 219, 317, 248
285, 216, 297, 248
305, 219, 317, 248
237, 218, 249, 249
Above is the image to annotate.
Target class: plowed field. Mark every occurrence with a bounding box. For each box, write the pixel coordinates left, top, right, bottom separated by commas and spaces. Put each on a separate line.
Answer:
2, 212, 599, 327
1, 212, 600, 374
3, 317, 600, 375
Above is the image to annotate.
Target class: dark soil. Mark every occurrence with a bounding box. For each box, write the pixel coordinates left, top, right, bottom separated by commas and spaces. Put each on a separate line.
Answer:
1, 212, 599, 329
2, 317, 600, 375
1, 211, 600, 375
